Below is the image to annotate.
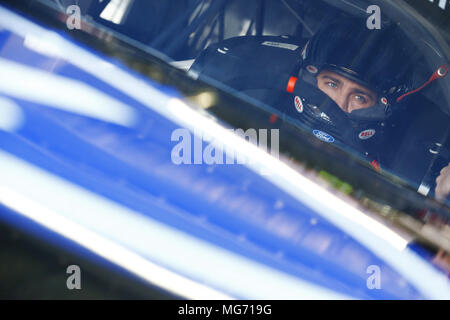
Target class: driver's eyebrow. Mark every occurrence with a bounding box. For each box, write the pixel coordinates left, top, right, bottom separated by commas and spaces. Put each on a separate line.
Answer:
351, 88, 376, 99
321, 75, 341, 84
321, 74, 376, 99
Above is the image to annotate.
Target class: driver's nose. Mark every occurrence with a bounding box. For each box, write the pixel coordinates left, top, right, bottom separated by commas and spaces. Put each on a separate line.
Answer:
332, 93, 349, 113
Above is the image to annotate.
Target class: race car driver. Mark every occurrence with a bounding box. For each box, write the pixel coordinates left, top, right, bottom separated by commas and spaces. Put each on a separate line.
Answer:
191, 16, 450, 200
300, 19, 412, 115
297, 17, 450, 201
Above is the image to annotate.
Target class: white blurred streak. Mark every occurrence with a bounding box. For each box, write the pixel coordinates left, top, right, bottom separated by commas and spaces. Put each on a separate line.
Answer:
0, 58, 136, 127
0, 97, 24, 132
0, 151, 350, 300
100, 0, 134, 25
166, 99, 409, 252
0, 186, 232, 300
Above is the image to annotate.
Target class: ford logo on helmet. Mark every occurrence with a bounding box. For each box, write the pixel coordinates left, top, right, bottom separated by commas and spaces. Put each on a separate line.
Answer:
313, 130, 335, 143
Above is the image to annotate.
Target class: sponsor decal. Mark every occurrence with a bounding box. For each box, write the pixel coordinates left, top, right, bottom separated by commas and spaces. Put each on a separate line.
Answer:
217, 48, 229, 54
262, 41, 299, 51
338, 66, 359, 76
294, 96, 304, 113
306, 65, 318, 74
313, 130, 335, 143
359, 129, 376, 140
380, 97, 388, 105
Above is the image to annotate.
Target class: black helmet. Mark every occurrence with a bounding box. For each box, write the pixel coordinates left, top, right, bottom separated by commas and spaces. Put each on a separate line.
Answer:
285, 17, 419, 163
300, 17, 415, 119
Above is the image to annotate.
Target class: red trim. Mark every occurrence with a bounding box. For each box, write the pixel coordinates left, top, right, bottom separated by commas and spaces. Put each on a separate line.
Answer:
370, 160, 381, 172
397, 65, 449, 102
286, 76, 298, 93
269, 114, 278, 123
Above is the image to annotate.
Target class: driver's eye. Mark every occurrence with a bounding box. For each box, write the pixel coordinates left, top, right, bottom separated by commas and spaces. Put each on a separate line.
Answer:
354, 95, 367, 104
327, 82, 337, 89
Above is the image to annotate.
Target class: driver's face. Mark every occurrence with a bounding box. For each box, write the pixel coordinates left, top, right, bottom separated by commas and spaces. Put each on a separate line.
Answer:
317, 70, 377, 113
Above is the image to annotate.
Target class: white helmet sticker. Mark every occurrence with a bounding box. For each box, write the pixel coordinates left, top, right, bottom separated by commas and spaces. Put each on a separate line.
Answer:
261, 41, 298, 51
294, 96, 304, 113
306, 65, 318, 74
359, 129, 376, 140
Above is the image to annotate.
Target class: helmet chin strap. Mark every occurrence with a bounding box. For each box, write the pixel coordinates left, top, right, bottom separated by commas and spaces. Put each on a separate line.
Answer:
397, 65, 449, 103
346, 104, 391, 122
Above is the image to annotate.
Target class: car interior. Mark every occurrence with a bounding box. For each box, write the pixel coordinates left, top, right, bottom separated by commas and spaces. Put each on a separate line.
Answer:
48, 0, 450, 195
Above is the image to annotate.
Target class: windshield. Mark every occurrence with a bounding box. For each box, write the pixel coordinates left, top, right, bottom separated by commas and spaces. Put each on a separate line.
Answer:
55, 0, 450, 194
4, 0, 450, 273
